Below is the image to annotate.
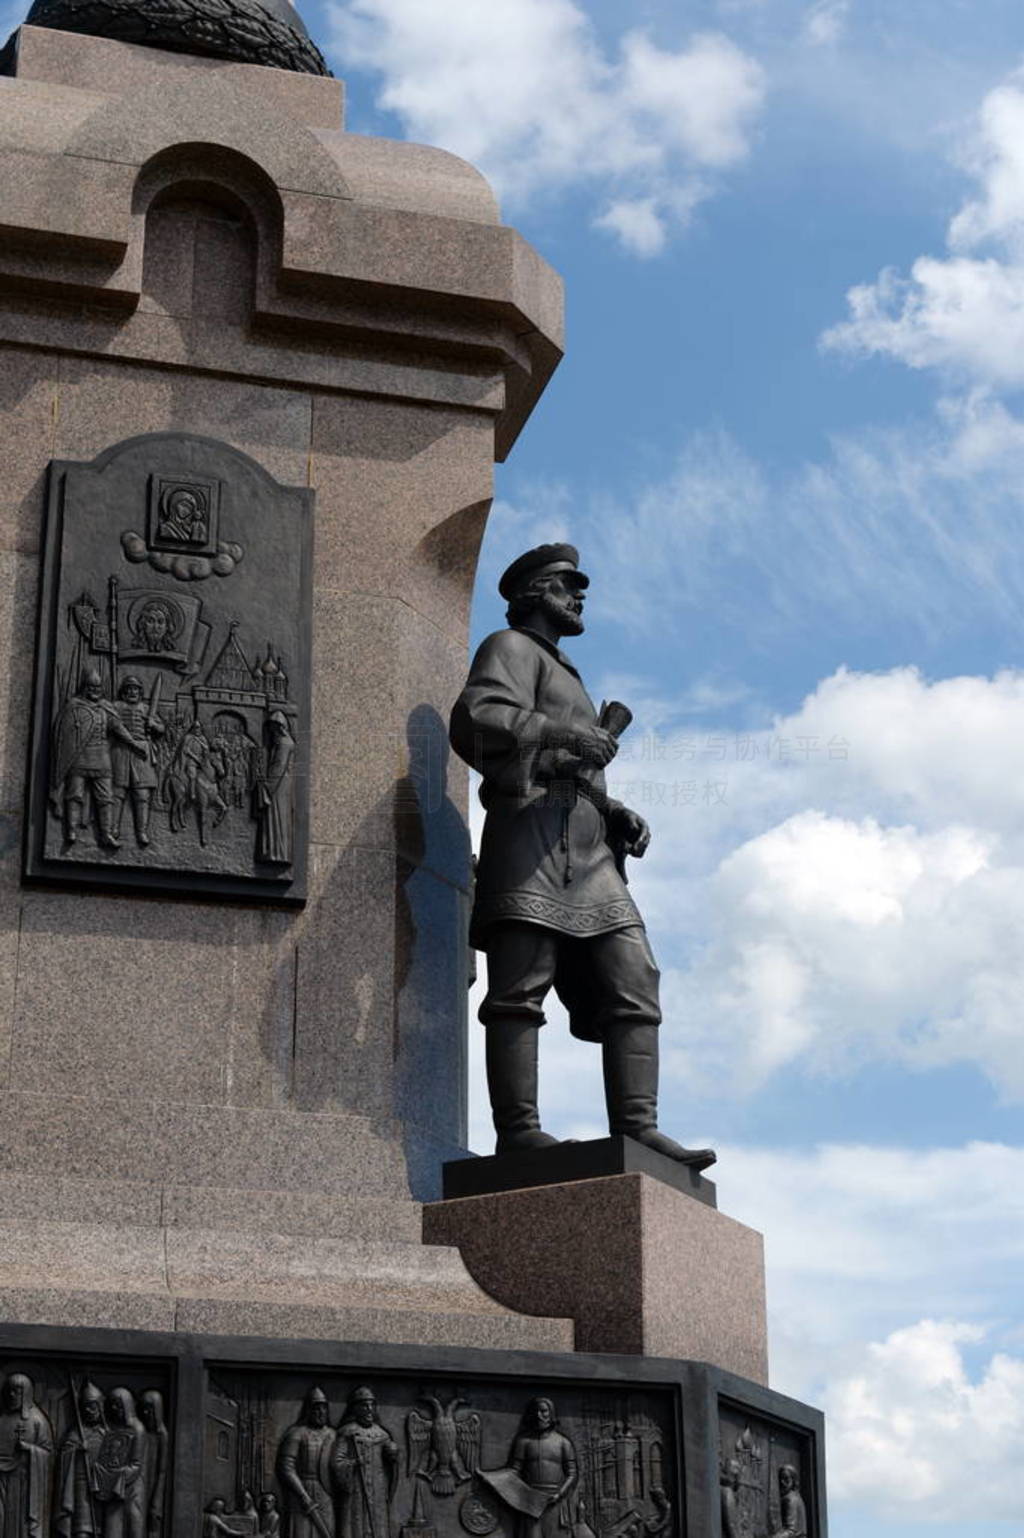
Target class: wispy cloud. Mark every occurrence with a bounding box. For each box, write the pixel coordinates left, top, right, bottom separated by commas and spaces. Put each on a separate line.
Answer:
493, 411, 1024, 654
824, 69, 1024, 393
325, 0, 765, 255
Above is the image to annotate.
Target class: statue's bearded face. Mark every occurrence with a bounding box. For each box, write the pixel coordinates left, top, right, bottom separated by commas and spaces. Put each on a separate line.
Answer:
536, 575, 585, 636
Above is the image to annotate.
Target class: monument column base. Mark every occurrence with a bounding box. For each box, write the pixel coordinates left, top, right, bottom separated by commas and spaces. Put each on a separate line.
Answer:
424, 1139, 768, 1380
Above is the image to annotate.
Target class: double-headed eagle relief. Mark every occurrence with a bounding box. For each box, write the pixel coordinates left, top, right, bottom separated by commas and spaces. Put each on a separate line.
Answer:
406, 1395, 481, 1496
25, 433, 312, 903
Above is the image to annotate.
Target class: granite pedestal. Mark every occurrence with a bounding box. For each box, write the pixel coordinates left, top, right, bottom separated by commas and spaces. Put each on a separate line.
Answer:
426, 1141, 768, 1379
0, 19, 568, 1351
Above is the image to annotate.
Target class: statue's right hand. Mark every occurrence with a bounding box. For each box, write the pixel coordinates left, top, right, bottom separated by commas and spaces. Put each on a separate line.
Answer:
575, 726, 619, 767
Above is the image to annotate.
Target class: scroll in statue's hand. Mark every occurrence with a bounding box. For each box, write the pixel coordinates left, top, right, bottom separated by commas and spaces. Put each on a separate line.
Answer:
572, 725, 619, 767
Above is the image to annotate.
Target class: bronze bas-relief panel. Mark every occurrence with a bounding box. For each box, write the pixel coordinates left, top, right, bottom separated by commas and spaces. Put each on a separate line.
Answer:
25, 432, 313, 904
718, 1401, 816, 1538
203, 1370, 678, 1538
0, 1355, 173, 1538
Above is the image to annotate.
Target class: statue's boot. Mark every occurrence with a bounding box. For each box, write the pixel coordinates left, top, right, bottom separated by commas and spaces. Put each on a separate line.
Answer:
134, 792, 152, 847
486, 1023, 560, 1156
603, 1023, 716, 1170
96, 805, 120, 849
64, 801, 80, 846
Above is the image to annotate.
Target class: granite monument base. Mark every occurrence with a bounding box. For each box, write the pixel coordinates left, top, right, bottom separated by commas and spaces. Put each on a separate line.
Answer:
425, 1142, 767, 1381
0, 1320, 826, 1538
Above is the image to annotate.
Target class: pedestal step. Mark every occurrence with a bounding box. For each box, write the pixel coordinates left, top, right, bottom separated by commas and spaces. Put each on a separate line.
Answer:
0, 1215, 575, 1351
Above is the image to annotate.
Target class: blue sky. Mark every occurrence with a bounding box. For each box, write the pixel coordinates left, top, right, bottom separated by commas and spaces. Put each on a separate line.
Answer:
301, 1, 1024, 1531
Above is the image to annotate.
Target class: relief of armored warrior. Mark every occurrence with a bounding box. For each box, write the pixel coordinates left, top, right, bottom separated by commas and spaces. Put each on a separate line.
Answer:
50, 669, 149, 850
277, 1388, 336, 1538
93, 1388, 145, 1538
56, 1380, 105, 1538
0, 1372, 53, 1538
111, 678, 165, 847
330, 1388, 398, 1538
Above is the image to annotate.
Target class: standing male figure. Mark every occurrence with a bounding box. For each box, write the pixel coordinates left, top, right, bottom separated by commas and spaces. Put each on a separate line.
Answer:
505, 1398, 577, 1538
56, 1380, 105, 1538
112, 678, 165, 847
449, 544, 713, 1167
330, 1387, 398, 1538
277, 1387, 336, 1538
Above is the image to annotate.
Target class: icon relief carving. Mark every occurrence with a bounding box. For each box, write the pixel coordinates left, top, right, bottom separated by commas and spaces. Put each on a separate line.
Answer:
27, 433, 312, 902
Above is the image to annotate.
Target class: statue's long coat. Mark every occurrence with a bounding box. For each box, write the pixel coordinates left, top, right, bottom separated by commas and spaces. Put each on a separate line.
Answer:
450, 626, 642, 1037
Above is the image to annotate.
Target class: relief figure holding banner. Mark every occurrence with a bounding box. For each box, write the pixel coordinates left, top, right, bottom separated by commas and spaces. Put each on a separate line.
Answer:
56, 1380, 105, 1538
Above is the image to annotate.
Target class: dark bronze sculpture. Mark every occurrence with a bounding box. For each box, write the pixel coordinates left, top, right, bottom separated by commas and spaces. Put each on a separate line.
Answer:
478, 1398, 577, 1538
56, 1379, 105, 1538
5, 0, 330, 76
331, 1388, 399, 1538
449, 544, 715, 1168
770, 1466, 807, 1538
0, 1373, 54, 1538
277, 1387, 336, 1538
26, 434, 312, 903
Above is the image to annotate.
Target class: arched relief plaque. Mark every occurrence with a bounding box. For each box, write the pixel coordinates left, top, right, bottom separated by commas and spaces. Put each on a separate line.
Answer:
25, 432, 312, 904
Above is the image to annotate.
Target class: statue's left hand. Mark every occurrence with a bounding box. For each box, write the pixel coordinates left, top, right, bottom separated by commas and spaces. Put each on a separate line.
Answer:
614, 808, 650, 858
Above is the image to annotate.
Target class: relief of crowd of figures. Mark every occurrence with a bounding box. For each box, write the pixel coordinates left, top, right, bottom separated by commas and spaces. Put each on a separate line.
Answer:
48, 593, 298, 874
717, 1408, 812, 1538
0, 1367, 169, 1538
48, 581, 295, 873
203, 1379, 676, 1538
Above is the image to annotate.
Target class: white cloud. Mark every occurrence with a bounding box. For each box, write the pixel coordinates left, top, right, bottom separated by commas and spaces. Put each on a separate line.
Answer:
801, 0, 849, 47
825, 1320, 1024, 1520
593, 198, 670, 258
326, 0, 764, 255
597, 665, 1024, 1101
824, 70, 1024, 391
718, 1141, 1024, 1354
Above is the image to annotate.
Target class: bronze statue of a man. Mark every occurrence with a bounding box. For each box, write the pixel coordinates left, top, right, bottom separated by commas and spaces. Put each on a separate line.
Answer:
449, 543, 714, 1168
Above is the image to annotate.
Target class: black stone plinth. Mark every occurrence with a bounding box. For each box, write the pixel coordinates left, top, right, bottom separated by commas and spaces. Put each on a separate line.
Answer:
0, 1320, 827, 1538
442, 1133, 717, 1207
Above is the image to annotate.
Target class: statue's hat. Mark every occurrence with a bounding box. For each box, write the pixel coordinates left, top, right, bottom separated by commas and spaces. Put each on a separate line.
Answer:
498, 544, 589, 601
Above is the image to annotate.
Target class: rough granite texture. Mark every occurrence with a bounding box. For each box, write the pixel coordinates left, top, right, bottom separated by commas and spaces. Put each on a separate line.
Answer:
423, 1173, 770, 1383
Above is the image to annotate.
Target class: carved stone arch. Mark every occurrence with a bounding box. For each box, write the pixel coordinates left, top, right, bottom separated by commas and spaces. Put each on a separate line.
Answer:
65, 84, 352, 201
134, 144, 283, 322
